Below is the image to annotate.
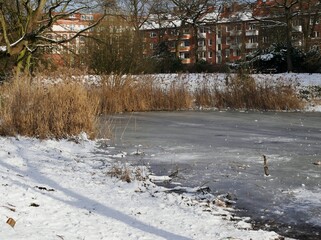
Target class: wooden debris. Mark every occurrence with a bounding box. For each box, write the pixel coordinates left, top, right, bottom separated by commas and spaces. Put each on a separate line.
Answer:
35, 186, 55, 191
2, 205, 16, 212
30, 203, 40, 207
263, 155, 270, 176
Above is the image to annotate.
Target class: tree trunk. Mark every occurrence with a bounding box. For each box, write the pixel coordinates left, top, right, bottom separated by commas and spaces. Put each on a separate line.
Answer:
285, 9, 293, 72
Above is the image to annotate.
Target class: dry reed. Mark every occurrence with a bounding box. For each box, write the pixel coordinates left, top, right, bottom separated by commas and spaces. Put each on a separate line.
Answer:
0, 70, 304, 139
0, 77, 98, 139
91, 75, 193, 114
194, 72, 303, 110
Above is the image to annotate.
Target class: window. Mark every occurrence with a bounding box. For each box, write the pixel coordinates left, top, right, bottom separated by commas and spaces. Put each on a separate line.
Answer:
150, 32, 157, 38
249, 36, 258, 43
312, 31, 320, 38
199, 27, 208, 33
310, 18, 320, 25
183, 28, 190, 34
198, 39, 205, 46
262, 36, 269, 43
225, 49, 230, 58
208, 39, 213, 46
179, 52, 190, 59
217, 44, 222, 50
80, 36, 86, 43
81, 15, 93, 21
180, 40, 190, 47
217, 30, 221, 38
198, 51, 206, 59
217, 55, 222, 64
208, 51, 213, 58
248, 24, 256, 30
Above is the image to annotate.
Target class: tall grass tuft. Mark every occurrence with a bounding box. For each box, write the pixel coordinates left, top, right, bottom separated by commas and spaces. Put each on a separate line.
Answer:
0, 77, 98, 139
194, 72, 302, 110
92, 75, 193, 114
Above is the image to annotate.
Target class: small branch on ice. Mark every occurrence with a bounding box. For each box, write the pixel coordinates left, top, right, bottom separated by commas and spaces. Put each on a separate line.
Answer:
263, 155, 270, 176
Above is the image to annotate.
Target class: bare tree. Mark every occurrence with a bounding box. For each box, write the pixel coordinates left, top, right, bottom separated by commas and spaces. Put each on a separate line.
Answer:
250, 0, 321, 72
118, 0, 154, 32
169, 0, 220, 63
0, 0, 113, 76
116, 0, 159, 72
297, 0, 321, 52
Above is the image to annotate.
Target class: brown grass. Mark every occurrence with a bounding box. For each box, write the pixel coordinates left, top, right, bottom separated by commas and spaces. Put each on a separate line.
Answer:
0, 77, 98, 139
0, 70, 303, 139
194, 72, 303, 111
92, 75, 193, 114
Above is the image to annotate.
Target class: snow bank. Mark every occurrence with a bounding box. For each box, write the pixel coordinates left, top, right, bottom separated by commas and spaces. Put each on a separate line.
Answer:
0, 136, 288, 239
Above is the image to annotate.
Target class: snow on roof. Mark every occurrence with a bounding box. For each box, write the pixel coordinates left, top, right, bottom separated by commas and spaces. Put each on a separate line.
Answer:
141, 8, 254, 30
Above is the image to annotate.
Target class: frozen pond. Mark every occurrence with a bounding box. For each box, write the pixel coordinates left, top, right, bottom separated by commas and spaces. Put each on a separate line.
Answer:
105, 111, 321, 239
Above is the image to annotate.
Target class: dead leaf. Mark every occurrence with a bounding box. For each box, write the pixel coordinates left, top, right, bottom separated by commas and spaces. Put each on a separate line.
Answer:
6, 218, 16, 228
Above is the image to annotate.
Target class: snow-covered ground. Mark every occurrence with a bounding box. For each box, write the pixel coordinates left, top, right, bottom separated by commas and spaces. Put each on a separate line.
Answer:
0, 135, 290, 240
1, 73, 319, 239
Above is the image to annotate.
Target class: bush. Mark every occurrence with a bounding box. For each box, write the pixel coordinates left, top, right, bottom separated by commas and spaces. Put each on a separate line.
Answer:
302, 48, 321, 73
245, 44, 305, 73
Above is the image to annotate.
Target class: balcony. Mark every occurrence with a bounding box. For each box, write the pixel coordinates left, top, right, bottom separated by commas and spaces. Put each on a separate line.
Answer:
178, 46, 191, 52
229, 30, 242, 36
198, 32, 207, 38
245, 30, 259, 36
197, 46, 207, 51
293, 25, 302, 32
181, 58, 192, 64
245, 42, 259, 49
230, 43, 242, 49
181, 33, 192, 39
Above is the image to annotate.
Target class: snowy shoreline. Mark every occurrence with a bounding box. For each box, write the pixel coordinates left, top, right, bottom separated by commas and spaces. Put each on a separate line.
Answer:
0, 136, 292, 240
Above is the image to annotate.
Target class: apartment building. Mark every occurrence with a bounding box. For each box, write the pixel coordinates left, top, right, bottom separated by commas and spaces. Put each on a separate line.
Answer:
45, 0, 321, 68
46, 12, 99, 66
141, 0, 321, 66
